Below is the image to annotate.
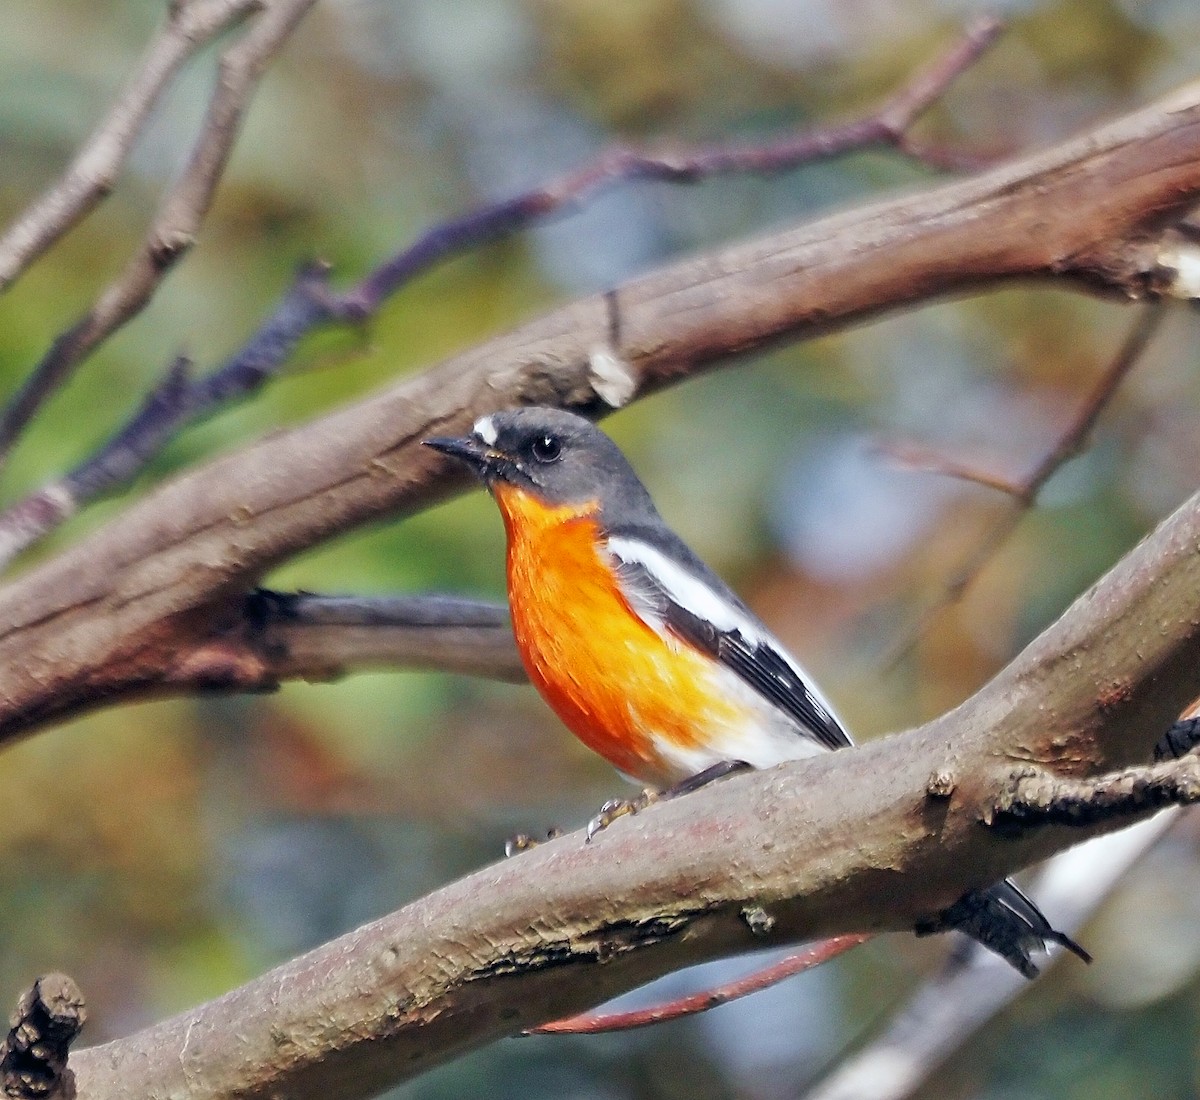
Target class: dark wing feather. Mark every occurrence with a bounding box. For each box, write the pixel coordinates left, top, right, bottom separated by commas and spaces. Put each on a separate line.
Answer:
609, 535, 852, 752
713, 628, 851, 751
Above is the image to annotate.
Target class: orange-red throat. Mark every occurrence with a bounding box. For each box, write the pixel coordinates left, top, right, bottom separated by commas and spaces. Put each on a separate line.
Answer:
492, 481, 748, 788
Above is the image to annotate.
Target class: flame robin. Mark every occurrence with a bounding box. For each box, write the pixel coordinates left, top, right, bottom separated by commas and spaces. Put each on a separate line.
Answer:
425, 406, 1088, 977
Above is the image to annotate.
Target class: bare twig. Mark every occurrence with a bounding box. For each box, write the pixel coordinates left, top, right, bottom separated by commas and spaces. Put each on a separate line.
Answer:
802, 813, 1181, 1100
527, 934, 871, 1035
886, 301, 1167, 661
0, 0, 262, 293
878, 440, 1026, 495
0, 973, 86, 1100
0, 18, 1003, 567
342, 15, 1003, 319
0, 0, 319, 467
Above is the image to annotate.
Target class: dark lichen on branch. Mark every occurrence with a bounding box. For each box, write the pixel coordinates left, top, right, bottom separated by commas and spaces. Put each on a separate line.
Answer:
0, 974, 86, 1100
989, 757, 1200, 829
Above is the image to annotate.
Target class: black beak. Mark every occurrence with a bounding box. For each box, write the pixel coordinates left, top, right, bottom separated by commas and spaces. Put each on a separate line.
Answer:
423, 435, 492, 475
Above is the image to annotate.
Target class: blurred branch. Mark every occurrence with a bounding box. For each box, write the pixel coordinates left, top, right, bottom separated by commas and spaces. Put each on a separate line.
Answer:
528, 934, 871, 1035
884, 300, 1166, 660
0, 18, 1002, 568
341, 14, 1003, 319
164, 589, 525, 691
802, 813, 1181, 1100
0, 0, 319, 467
3, 79, 1200, 739
0, 973, 86, 1100
0, 0, 261, 293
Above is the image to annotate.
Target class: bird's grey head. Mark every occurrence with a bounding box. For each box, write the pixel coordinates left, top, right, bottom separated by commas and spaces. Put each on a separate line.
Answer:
424, 407, 657, 519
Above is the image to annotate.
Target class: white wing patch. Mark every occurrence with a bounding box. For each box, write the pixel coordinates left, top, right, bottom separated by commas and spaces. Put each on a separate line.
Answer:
606, 536, 761, 641
605, 534, 852, 753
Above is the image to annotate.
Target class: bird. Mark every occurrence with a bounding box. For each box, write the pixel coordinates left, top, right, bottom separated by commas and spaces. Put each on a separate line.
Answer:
424, 405, 1090, 978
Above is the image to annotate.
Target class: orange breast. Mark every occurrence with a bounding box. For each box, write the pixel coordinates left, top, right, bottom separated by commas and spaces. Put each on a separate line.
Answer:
493, 482, 745, 787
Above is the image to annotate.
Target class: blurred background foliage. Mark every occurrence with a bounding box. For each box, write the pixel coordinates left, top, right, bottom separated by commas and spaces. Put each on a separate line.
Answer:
2, 0, 1200, 1097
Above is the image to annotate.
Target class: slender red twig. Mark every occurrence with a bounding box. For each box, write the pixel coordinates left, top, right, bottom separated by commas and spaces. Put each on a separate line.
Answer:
527, 933, 872, 1035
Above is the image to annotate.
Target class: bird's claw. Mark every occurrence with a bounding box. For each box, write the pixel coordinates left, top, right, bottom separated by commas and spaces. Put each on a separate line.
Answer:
585, 790, 658, 842
504, 826, 561, 858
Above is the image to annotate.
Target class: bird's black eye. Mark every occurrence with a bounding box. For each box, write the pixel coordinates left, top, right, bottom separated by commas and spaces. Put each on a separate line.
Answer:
530, 433, 562, 464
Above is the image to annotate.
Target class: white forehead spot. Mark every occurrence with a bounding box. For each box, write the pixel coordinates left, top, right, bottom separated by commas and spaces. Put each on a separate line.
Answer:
473, 415, 497, 445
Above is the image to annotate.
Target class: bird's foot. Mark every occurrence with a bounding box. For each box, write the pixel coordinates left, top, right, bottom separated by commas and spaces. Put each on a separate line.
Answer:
666, 758, 752, 796
504, 826, 561, 858
583, 762, 752, 843
585, 790, 659, 842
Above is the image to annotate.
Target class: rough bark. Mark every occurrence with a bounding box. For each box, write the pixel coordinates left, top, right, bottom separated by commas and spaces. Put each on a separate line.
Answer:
67, 468, 1200, 1098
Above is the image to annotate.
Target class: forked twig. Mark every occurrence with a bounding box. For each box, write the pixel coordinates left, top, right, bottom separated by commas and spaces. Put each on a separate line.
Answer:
887, 300, 1166, 661
0, 0, 319, 467
0, 0, 262, 292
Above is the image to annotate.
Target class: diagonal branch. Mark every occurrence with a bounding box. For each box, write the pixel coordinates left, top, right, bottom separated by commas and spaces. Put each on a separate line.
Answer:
60, 456, 1200, 1097
528, 934, 871, 1035
0, 0, 319, 467
2, 79, 1200, 743
0, 0, 262, 293
0, 18, 1003, 568
339, 14, 1003, 320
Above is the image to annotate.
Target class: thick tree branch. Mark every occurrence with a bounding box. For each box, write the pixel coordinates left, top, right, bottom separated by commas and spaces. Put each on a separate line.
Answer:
63, 455, 1200, 1097
4, 82, 1200, 742
0, 0, 262, 292
0, 19, 1002, 568
802, 812, 1183, 1100
0, 0, 318, 465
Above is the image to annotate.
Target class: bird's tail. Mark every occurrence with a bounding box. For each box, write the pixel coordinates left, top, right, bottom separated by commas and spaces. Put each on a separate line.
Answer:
917, 878, 1091, 978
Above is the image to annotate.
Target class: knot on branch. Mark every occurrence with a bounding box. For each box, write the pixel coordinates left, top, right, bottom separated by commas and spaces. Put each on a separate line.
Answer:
0, 974, 86, 1100
988, 756, 1200, 830
925, 768, 957, 799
